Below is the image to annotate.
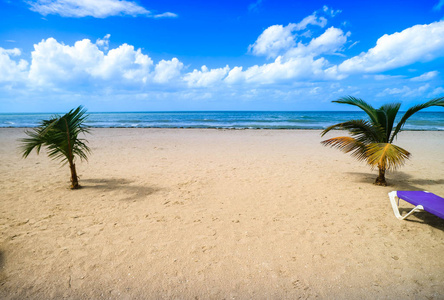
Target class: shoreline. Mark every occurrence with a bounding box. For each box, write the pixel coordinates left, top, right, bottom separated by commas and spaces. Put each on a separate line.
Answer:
1, 128, 443, 299
2, 111, 443, 131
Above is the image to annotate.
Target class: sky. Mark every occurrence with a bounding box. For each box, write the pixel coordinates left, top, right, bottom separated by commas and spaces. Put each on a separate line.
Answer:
0, 0, 444, 112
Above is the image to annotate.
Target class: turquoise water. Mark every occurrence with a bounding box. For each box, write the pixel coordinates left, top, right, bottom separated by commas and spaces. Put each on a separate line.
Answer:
1, 111, 443, 130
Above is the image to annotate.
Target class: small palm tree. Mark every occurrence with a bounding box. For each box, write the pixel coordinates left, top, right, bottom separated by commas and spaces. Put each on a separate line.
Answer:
321, 96, 444, 186
20, 106, 91, 189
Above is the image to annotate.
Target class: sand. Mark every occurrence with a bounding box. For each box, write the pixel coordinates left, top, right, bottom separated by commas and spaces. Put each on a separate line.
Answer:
0, 128, 443, 299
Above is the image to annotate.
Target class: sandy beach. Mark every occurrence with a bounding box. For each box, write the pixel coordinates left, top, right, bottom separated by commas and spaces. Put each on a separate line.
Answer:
0, 128, 443, 299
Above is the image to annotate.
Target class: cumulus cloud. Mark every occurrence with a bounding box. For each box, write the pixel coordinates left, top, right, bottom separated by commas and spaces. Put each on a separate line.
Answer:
225, 55, 338, 85
2, 16, 444, 107
2, 36, 184, 89
293, 12, 327, 31
27, 0, 177, 18
285, 27, 350, 58
154, 58, 184, 83
249, 24, 297, 59
184, 65, 230, 87
248, 7, 341, 59
338, 21, 444, 74
28, 37, 153, 86
244, 23, 350, 84
94, 43, 153, 82
410, 71, 438, 81
0, 48, 29, 82
96, 34, 111, 51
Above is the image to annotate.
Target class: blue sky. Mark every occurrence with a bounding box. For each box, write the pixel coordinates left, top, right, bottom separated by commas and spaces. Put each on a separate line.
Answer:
0, 0, 444, 112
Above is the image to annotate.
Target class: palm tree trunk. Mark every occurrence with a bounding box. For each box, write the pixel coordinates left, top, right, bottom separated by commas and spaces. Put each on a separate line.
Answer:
69, 161, 80, 189
375, 166, 387, 186
64, 117, 80, 189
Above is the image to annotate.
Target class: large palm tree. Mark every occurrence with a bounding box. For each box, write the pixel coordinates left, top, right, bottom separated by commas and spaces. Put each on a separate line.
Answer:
20, 106, 91, 189
321, 96, 444, 186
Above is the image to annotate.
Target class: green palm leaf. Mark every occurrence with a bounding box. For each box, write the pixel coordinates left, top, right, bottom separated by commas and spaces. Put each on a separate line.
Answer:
390, 97, 444, 143
321, 119, 385, 143
333, 96, 379, 125
375, 103, 401, 142
321, 95, 443, 185
321, 136, 368, 161
20, 106, 91, 189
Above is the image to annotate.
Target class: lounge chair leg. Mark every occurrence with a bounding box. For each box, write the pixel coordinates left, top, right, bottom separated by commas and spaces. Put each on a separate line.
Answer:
388, 191, 424, 220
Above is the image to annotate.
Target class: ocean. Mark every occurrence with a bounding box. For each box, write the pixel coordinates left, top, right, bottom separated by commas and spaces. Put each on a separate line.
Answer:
1, 111, 444, 130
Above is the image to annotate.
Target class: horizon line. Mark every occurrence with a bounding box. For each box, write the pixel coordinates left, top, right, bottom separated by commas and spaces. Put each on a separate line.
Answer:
2, 109, 444, 114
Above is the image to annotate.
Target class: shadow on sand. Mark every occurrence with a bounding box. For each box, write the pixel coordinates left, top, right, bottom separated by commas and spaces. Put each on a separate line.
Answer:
346, 171, 444, 190
398, 208, 444, 230
0, 251, 4, 269
80, 178, 160, 202
346, 171, 444, 229
0, 250, 5, 283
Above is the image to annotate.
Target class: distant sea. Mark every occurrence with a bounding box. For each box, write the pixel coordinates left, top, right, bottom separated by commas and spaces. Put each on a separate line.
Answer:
1, 111, 444, 130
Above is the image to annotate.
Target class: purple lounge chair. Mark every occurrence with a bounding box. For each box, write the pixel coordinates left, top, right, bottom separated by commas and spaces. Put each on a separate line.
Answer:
388, 191, 444, 220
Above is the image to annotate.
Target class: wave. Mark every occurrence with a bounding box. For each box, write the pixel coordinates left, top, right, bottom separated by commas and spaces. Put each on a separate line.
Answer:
1, 111, 443, 130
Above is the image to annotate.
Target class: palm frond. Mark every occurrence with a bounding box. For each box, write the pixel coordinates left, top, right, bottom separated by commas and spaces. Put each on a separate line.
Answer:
365, 143, 410, 170
321, 122, 347, 136
321, 119, 385, 144
333, 96, 379, 125
20, 105, 90, 163
376, 103, 401, 142
321, 136, 368, 161
20, 133, 43, 158
390, 97, 444, 143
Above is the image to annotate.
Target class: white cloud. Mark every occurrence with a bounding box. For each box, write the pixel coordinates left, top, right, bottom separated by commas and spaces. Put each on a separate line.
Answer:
224, 55, 339, 85
220, 21, 351, 86
378, 86, 410, 96
308, 27, 348, 55
28, 37, 154, 86
248, 7, 336, 59
241, 26, 350, 84
225, 66, 245, 84
285, 27, 350, 58
249, 24, 296, 59
154, 12, 178, 18
95, 44, 153, 82
377, 84, 430, 97
295, 6, 341, 30
338, 21, 444, 74
248, 6, 350, 58
27, 0, 177, 18
96, 34, 111, 51
0, 48, 29, 82
184, 65, 230, 87
323, 5, 342, 17
362, 74, 404, 81
154, 58, 183, 83
348, 41, 359, 49
294, 12, 327, 31
430, 87, 444, 96
410, 71, 438, 81
2, 14, 444, 111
